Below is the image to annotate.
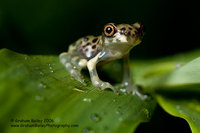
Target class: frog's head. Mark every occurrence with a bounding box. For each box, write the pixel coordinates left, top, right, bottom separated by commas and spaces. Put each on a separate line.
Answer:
103, 22, 145, 52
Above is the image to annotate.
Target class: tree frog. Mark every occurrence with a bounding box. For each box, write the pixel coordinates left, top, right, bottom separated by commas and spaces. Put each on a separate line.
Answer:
60, 22, 144, 94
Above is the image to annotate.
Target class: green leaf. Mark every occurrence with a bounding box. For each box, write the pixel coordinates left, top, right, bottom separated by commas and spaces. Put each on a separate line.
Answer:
0, 49, 156, 133
131, 50, 200, 93
152, 57, 200, 93
156, 95, 200, 133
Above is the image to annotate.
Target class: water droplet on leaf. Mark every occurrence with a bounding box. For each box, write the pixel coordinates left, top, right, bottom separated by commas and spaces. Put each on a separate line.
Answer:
48, 64, 54, 73
83, 98, 92, 103
118, 117, 123, 121
24, 56, 28, 60
176, 105, 180, 109
102, 125, 108, 130
175, 63, 181, 68
39, 83, 47, 88
191, 117, 196, 122
90, 113, 101, 122
112, 99, 116, 102
82, 127, 95, 133
54, 117, 60, 123
100, 111, 106, 116
120, 88, 126, 93
115, 111, 120, 115
115, 106, 122, 115
39, 71, 44, 75
35, 95, 43, 101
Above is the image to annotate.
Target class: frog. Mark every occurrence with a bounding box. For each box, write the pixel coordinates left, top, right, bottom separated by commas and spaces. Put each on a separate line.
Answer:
59, 22, 145, 95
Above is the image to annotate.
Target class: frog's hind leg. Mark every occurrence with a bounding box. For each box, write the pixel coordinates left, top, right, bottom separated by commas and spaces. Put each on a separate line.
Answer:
87, 52, 118, 93
120, 54, 148, 100
59, 52, 87, 85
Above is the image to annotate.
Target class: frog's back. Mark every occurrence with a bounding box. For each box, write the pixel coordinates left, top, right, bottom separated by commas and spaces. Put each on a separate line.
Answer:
68, 35, 103, 60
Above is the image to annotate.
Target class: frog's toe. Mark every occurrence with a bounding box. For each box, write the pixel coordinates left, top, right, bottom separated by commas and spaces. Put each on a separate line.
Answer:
73, 76, 86, 86
116, 82, 149, 99
115, 82, 137, 93
132, 90, 149, 100
101, 82, 117, 93
93, 81, 117, 93
70, 69, 86, 85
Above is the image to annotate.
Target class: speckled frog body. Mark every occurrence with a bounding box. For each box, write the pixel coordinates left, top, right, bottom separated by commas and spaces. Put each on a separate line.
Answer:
60, 22, 144, 94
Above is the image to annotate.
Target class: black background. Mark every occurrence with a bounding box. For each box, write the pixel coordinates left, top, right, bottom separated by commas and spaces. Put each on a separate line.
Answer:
1, 0, 199, 59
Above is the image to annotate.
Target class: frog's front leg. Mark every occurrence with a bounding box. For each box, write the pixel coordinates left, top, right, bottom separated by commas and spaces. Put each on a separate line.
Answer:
121, 54, 137, 92
122, 54, 132, 87
121, 54, 148, 99
87, 53, 117, 93
59, 52, 87, 85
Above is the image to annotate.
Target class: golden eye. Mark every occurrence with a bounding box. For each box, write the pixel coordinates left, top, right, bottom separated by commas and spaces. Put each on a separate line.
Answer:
104, 24, 116, 37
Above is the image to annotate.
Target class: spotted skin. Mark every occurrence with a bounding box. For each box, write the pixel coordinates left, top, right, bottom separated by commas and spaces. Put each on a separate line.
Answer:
60, 22, 145, 94
77, 36, 103, 60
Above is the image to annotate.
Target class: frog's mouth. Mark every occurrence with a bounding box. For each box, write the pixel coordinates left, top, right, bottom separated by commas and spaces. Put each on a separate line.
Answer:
105, 42, 136, 55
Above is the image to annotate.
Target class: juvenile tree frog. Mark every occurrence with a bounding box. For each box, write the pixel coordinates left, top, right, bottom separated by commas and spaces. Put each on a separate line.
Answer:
60, 22, 144, 94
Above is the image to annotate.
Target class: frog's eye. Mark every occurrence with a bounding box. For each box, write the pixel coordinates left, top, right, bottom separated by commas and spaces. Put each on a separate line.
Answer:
104, 24, 116, 37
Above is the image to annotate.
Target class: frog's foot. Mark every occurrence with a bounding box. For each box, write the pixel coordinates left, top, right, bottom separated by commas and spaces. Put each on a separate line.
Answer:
59, 52, 86, 86
70, 68, 86, 85
92, 80, 118, 94
116, 82, 148, 100
132, 88, 149, 100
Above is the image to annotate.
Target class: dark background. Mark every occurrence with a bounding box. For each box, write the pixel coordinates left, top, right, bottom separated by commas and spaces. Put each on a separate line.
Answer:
0, 0, 198, 132
0, 0, 199, 59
